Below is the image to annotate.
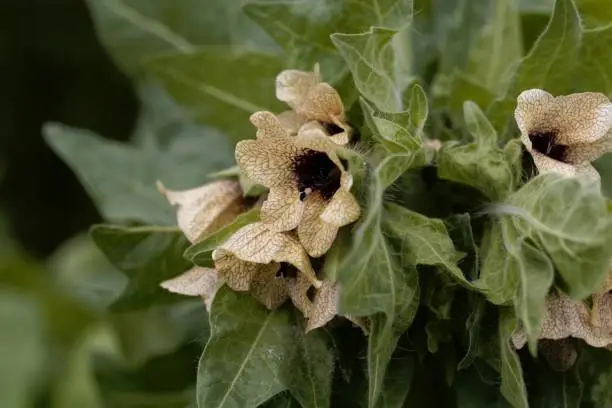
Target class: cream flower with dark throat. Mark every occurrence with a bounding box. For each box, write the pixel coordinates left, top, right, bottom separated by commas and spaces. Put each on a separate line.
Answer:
276, 64, 352, 145
515, 89, 612, 179
236, 111, 360, 257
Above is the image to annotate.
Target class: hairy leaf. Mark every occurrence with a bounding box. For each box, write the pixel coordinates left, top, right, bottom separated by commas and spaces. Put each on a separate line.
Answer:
336, 154, 422, 406
90, 224, 191, 311
384, 203, 470, 286
245, 0, 414, 85
577, 23, 612, 98
44, 87, 234, 225
487, 0, 582, 135
438, 103, 520, 201
499, 309, 529, 408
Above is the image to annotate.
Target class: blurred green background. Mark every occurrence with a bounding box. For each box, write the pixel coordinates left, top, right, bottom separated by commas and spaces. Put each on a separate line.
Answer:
0, 1, 206, 407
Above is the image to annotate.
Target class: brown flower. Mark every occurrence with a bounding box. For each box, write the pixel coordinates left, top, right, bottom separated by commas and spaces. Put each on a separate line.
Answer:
287, 274, 368, 333
157, 179, 244, 243
212, 222, 322, 292
160, 266, 222, 311
592, 270, 612, 330
512, 292, 612, 349
236, 111, 360, 257
515, 89, 612, 179
276, 64, 351, 145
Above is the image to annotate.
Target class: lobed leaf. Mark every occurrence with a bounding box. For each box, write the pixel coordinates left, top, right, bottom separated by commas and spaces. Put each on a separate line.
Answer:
487, 0, 582, 135
90, 224, 191, 311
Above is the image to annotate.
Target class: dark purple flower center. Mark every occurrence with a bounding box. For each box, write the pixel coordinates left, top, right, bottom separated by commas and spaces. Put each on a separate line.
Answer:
293, 149, 341, 201
529, 131, 568, 162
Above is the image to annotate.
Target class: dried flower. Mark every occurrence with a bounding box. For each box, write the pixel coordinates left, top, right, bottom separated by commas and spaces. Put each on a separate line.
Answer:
287, 274, 368, 333
212, 222, 322, 293
515, 89, 612, 179
158, 179, 246, 310
512, 292, 612, 349
236, 111, 360, 257
276, 64, 351, 145
157, 179, 244, 243
160, 267, 222, 311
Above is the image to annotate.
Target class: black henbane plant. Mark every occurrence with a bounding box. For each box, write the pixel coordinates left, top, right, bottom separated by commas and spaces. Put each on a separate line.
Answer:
41, 0, 612, 407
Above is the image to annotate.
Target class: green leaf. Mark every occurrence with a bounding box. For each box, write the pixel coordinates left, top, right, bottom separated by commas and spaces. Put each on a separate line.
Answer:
0, 291, 45, 408
437, 104, 520, 201
44, 88, 234, 225
499, 173, 612, 299
260, 393, 300, 408
464, 0, 523, 95
197, 288, 291, 408
455, 365, 512, 408
85, 0, 277, 73
244, 0, 414, 85
487, 0, 582, 135
146, 48, 285, 142
578, 0, 612, 27
457, 296, 487, 370
374, 345, 415, 408
477, 222, 554, 353
498, 309, 528, 408
384, 203, 470, 287
288, 314, 334, 408
576, 23, 612, 98
336, 154, 422, 407
90, 224, 191, 311
332, 27, 416, 113
184, 207, 261, 266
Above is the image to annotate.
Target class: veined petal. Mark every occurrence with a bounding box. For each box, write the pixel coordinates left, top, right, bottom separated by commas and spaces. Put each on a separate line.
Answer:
298, 194, 338, 258
261, 186, 304, 232
278, 110, 306, 135
531, 151, 581, 177
566, 132, 612, 163
212, 251, 266, 291
276, 69, 319, 109
158, 180, 243, 243
305, 280, 339, 333
591, 270, 612, 330
214, 222, 321, 288
515, 89, 554, 137
550, 93, 612, 145
320, 189, 361, 227
287, 273, 314, 318
235, 139, 295, 188
251, 276, 289, 309
249, 111, 291, 142
295, 123, 345, 170
160, 267, 222, 311
330, 131, 350, 146
299, 83, 345, 123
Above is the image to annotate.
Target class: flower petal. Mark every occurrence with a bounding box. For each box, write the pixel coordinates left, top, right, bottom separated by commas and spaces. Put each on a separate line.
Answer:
306, 280, 339, 332
565, 133, 612, 163
530, 151, 581, 177
160, 267, 222, 311
212, 251, 265, 291
287, 273, 314, 318
158, 180, 243, 243
235, 139, 295, 188
295, 123, 345, 170
298, 194, 338, 258
515, 89, 554, 137
320, 189, 361, 227
278, 110, 306, 135
261, 186, 304, 232
299, 83, 345, 123
249, 111, 291, 142
215, 222, 321, 288
330, 131, 350, 145
276, 69, 319, 108
550, 93, 612, 145
249, 263, 288, 309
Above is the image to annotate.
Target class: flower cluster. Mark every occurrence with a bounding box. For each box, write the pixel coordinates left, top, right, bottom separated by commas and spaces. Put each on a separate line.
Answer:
513, 89, 612, 368
159, 67, 362, 332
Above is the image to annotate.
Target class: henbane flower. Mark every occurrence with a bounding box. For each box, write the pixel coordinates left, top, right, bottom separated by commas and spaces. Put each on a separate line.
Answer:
236, 111, 360, 257
212, 222, 322, 292
157, 179, 245, 310
513, 291, 612, 350
276, 64, 352, 145
515, 89, 612, 179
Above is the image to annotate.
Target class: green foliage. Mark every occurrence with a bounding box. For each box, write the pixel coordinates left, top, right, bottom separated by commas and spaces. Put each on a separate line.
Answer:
25, 0, 612, 407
